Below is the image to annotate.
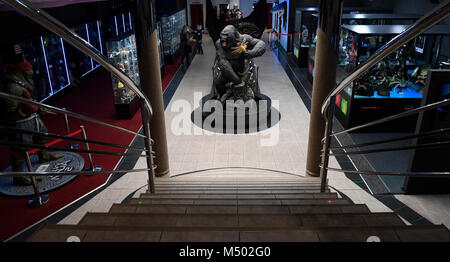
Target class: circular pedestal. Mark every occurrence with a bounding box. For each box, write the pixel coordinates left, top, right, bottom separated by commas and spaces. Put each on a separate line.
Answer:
0, 151, 84, 197
192, 94, 281, 134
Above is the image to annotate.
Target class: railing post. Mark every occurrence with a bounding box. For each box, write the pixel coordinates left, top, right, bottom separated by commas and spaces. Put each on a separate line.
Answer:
79, 125, 100, 172
24, 152, 49, 207
320, 99, 335, 192
305, 0, 343, 177
142, 109, 156, 194
62, 109, 70, 134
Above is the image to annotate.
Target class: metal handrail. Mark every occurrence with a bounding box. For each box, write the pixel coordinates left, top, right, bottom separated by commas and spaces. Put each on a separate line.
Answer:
0, 0, 158, 205
1, 0, 153, 120
0, 141, 149, 158
0, 126, 148, 151
326, 99, 450, 138
320, 167, 450, 178
326, 127, 450, 151
0, 168, 153, 178
321, 0, 450, 118
317, 1, 450, 192
0, 91, 148, 139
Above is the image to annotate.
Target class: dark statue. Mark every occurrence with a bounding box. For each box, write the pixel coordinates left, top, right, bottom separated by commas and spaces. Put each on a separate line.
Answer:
212, 25, 266, 103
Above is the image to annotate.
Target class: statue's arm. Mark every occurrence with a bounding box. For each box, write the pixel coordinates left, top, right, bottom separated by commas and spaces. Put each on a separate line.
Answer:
215, 40, 241, 84
243, 35, 266, 58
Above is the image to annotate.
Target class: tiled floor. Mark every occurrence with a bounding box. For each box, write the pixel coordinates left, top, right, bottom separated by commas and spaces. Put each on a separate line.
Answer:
58, 34, 449, 230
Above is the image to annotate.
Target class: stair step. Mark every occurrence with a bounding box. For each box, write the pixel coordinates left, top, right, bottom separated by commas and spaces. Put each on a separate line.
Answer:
151, 189, 324, 194
154, 181, 321, 186
109, 203, 370, 215
154, 184, 321, 188
129, 198, 350, 206
139, 192, 338, 200
28, 224, 450, 242
78, 212, 405, 228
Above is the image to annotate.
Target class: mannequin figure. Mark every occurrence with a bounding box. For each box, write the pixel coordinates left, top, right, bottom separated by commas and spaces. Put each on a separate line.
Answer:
0, 61, 63, 186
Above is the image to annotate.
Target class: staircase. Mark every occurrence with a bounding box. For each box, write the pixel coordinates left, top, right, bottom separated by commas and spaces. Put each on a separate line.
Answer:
27, 171, 450, 242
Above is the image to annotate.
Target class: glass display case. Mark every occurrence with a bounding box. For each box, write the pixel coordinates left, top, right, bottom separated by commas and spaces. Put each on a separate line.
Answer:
71, 21, 104, 76
161, 9, 186, 64
293, 8, 318, 67
341, 13, 419, 25
105, 12, 140, 119
41, 34, 71, 96
157, 21, 165, 75
18, 34, 70, 102
333, 25, 450, 131
18, 38, 52, 101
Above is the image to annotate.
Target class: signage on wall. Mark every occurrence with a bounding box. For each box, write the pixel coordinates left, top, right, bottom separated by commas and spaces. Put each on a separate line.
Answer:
335, 94, 342, 107
341, 98, 348, 115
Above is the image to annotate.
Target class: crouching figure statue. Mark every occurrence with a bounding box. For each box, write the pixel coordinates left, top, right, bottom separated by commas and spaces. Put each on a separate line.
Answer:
212, 25, 266, 103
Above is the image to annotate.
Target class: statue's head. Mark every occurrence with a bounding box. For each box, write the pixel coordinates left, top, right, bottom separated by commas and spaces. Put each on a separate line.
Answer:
17, 61, 33, 79
220, 25, 240, 49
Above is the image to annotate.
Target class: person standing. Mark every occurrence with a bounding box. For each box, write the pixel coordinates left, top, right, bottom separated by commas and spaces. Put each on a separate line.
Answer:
195, 24, 204, 55
180, 25, 193, 67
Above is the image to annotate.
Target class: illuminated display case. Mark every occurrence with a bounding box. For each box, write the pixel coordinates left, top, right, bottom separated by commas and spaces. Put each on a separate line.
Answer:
157, 21, 165, 75
341, 13, 419, 26
105, 12, 140, 119
18, 33, 70, 102
293, 8, 318, 67
71, 21, 104, 76
333, 25, 450, 131
161, 9, 186, 64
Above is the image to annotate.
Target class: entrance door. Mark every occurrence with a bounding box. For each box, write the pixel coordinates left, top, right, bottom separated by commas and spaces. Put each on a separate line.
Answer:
190, 4, 203, 28
266, 3, 273, 29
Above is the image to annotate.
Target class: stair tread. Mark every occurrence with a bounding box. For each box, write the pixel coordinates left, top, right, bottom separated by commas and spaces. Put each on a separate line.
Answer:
128, 198, 350, 205
138, 193, 338, 200
108, 203, 370, 215
78, 212, 406, 228
28, 224, 450, 242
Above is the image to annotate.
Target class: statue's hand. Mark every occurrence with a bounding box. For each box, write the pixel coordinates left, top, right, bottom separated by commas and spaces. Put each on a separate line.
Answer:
232, 38, 247, 54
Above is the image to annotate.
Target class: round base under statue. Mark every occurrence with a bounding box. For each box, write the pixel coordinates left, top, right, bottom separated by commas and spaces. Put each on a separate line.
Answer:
191, 94, 281, 134
0, 151, 84, 197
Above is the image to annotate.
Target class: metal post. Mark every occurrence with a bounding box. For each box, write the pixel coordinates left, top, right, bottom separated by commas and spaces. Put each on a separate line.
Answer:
320, 100, 335, 192
62, 109, 70, 134
79, 126, 94, 169
25, 152, 49, 207
80, 125, 100, 172
305, 0, 343, 177
142, 108, 156, 194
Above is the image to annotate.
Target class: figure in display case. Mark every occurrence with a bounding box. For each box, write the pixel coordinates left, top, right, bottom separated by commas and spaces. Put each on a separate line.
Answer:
105, 13, 140, 119
333, 25, 450, 132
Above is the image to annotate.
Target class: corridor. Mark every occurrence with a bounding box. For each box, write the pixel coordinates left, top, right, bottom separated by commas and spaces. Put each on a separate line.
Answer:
57, 33, 397, 227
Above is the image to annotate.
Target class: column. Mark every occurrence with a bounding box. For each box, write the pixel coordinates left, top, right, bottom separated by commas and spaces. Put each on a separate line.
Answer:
305, 0, 343, 177
133, 0, 170, 177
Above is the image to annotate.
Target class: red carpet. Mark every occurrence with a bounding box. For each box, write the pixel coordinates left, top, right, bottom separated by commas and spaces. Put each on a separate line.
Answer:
0, 53, 184, 241
161, 50, 185, 92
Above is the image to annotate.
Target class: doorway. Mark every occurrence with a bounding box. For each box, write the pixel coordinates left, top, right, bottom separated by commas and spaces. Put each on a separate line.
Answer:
190, 4, 204, 28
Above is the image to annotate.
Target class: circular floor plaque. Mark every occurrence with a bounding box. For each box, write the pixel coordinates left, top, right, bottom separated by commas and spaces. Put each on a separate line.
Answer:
0, 151, 84, 197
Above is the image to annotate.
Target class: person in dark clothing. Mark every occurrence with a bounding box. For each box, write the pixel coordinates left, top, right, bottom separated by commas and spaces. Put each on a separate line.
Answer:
195, 24, 204, 55
180, 25, 193, 66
